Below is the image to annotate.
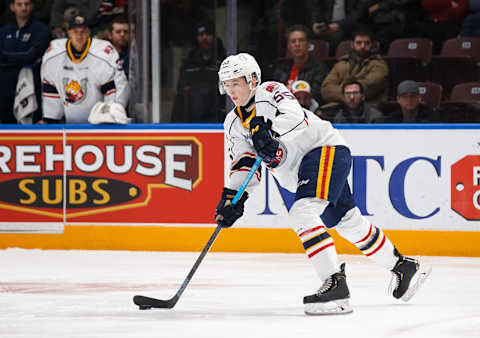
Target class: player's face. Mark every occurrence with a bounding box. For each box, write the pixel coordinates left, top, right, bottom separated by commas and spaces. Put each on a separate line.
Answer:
287, 30, 309, 59
110, 23, 129, 50
397, 92, 421, 112
353, 35, 372, 57
10, 0, 32, 20
222, 77, 251, 106
67, 27, 90, 51
343, 84, 364, 109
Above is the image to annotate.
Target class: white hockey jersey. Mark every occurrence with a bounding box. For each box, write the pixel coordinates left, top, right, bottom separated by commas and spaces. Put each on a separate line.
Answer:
41, 38, 129, 123
224, 81, 347, 193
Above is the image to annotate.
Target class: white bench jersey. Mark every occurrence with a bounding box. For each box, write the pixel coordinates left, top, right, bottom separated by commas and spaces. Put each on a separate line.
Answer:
41, 38, 129, 123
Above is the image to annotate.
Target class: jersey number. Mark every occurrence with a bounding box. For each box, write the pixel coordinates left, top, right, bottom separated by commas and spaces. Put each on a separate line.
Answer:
273, 91, 296, 103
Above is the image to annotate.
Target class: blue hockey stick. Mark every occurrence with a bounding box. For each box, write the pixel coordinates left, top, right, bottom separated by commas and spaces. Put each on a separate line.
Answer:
133, 156, 263, 310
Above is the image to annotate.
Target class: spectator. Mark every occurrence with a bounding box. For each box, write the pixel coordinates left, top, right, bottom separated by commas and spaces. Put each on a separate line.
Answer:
291, 80, 320, 113
94, 0, 127, 38
419, 0, 469, 53
318, 78, 385, 123
265, 24, 329, 105
0, 0, 50, 123
49, 1, 100, 38
40, 14, 129, 123
171, 22, 226, 122
105, 15, 129, 78
460, 0, 480, 36
321, 28, 389, 107
388, 80, 437, 122
309, 0, 363, 54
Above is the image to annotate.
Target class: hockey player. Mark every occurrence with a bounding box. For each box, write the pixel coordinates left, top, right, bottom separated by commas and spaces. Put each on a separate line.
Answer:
214, 53, 431, 315
40, 15, 129, 123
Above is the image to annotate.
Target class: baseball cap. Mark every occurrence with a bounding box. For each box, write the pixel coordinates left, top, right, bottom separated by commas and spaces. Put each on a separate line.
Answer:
291, 80, 311, 94
68, 15, 89, 30
197, 22, 214, 35
397, 80, 419, 96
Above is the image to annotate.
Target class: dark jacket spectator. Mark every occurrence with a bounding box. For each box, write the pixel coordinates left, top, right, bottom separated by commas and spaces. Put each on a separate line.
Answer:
265, 25, 329, 105
387, 102, 437, 122
385, 80, 438, 122
309, 0, 359, 54
171, 23, 226, 123
321, 101, 385, 123
321, 29, 389, 107
0, 0, 50, 123
318, 79, 385, 123
267, 57, 328, 105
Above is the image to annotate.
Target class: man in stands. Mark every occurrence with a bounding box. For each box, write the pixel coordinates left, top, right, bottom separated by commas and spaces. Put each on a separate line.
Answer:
321, 28, 388, 107
0, 0, 50, 123
265, 24, 329, 106
319, 78, 384, 123
106, 16, 129, 78
390, 80, 436, 122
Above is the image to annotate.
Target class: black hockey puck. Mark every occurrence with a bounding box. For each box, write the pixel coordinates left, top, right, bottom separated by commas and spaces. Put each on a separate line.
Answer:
138, 305, 152, 310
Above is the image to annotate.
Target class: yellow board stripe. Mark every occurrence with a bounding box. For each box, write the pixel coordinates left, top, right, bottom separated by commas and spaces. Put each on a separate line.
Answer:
1, 226, 480, 257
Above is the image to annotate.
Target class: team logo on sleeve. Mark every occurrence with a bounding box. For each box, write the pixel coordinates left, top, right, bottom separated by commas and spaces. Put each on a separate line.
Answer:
63, 78, 87, 104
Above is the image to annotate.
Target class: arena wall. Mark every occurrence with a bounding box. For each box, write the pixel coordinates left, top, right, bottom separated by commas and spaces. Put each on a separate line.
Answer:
1, 124, 479, 256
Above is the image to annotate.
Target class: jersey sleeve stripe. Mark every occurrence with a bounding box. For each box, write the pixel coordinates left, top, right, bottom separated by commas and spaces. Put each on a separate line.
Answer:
100, 80, 116, 95
42, 81, 59, 94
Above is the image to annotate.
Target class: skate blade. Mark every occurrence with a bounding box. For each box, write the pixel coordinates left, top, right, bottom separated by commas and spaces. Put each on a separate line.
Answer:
401, 263, 432, 302
304, 299, 353, 315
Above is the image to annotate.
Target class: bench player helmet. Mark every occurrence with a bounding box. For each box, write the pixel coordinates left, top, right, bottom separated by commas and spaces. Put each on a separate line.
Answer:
218, 53, 261, 98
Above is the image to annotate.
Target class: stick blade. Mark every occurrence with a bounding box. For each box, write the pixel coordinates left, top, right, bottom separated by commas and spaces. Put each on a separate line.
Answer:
133, 295, 177, 309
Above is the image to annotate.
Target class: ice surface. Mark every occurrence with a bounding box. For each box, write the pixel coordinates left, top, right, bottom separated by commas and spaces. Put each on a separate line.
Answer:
0, 249, 479, 338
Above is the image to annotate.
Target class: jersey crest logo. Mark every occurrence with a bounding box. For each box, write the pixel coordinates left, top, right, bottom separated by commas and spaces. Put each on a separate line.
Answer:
63, 78, 88, 104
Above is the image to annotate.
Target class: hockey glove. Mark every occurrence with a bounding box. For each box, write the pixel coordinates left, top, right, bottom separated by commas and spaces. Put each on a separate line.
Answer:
215, 188, 249, 228
249, 116, 281, 168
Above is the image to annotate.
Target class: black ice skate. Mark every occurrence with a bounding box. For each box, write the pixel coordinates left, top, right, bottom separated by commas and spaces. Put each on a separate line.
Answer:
389, 248, 432, 302
303, 263, 353, 315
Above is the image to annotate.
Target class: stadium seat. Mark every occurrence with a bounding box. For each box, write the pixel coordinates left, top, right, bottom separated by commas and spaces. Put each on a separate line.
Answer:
436, 82, 480, 123
386, 38, 433, 98
449, 82, 480, 102
335, 40, 353, 59
309, 39, 330, 62
431, 37, 480, 98
417, 82, 443, 108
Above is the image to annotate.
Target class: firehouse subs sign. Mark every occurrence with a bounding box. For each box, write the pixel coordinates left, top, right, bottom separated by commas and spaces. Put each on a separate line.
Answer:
0, 128, 224, 227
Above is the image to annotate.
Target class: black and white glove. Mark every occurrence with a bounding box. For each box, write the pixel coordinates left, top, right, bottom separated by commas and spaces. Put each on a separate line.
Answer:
249, 116, 281, 168
214, 188, 248, 228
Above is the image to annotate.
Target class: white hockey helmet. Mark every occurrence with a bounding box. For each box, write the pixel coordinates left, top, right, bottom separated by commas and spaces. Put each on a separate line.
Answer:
218, 53, 261, 95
